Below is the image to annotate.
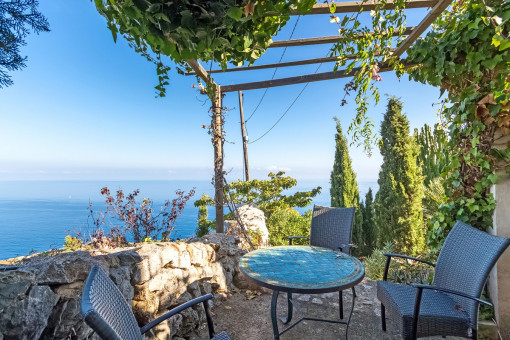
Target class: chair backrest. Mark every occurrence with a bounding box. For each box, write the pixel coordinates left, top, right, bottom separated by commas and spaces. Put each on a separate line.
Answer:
309, 205, 356, 252
433, 221, 510, 327
81, 265, 142, 340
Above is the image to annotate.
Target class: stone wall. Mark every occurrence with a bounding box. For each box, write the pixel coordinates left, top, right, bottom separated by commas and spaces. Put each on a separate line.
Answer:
0, 234, 246, 340
489, 132, 510, 339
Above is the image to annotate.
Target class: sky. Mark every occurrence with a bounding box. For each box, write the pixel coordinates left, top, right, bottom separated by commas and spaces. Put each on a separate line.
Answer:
0, 1, 444, 183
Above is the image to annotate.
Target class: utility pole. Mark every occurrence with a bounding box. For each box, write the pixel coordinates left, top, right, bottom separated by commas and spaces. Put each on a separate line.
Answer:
238, 91, 250, 181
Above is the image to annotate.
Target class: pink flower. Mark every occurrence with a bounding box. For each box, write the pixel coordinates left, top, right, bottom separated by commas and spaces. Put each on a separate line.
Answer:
371, 64, 382, 81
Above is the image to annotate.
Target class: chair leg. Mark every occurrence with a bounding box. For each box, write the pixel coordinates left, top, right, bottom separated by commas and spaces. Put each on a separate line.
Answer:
381, 303, 386, 331
472, 328, 477, 340
339, 290, 344, 320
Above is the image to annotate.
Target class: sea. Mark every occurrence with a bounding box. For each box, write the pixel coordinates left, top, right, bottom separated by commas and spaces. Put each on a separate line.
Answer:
0, 180, 377, 260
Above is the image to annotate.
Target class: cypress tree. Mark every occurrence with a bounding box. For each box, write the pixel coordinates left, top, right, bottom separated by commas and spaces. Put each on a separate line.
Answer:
330, 117, 363, 253
362, 187, 376, 254
374, 98, 425, 256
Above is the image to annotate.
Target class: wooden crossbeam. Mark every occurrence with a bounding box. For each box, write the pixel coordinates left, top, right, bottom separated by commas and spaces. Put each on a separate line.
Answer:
188, 56, 344, 75
290, 0, 439, 15
393, 0, 453, 57
221, 61, 413, 92
186, 59, 214, 84
268, 26, 414, 48
186, 49, 396, 75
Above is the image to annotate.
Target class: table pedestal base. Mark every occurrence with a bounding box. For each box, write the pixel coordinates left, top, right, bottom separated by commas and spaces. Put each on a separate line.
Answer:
270, 287, 356, 340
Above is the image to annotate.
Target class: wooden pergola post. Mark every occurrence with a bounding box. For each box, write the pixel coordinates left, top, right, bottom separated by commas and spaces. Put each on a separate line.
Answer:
213, 85, 225, 233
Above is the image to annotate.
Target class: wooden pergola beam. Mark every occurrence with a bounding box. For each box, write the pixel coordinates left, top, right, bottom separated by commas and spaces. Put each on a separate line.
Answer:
393, 0, 453, 57
186, 59, 214, 84
290, 0, 439, 15
221, 61, 413, 92
268, 26, 415, 48
188, 56, 345, 75
186, 49, 396, 75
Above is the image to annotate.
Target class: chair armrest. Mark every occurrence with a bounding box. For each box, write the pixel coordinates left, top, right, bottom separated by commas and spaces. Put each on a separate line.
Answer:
410, 283, 492, 306
287, 236, 309, 245
338, 243, 356, 253
140, 293, 214, 335
382, 253, 435, 281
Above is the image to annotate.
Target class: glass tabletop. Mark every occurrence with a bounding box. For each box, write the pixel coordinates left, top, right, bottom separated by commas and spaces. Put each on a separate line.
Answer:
239, 245, 365, 293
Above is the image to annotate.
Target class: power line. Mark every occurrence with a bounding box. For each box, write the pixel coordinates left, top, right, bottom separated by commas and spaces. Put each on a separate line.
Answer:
244, 15, 301, 123
248, 61, 324, 144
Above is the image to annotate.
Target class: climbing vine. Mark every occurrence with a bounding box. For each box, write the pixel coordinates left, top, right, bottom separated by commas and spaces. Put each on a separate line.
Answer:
407, 0, 510, 254
92, 0, 410, 148
326, 0, 407, 152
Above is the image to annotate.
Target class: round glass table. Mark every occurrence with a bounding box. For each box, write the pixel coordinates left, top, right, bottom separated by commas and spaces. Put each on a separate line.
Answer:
239, 245, 365, 339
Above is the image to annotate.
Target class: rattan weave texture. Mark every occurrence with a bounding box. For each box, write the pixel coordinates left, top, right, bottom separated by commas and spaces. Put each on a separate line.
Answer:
82, 266, 142, 340
432, 222, 509, 328
310, 205, 355, 252
377, 221, 510, 339
378, 281, 470, 338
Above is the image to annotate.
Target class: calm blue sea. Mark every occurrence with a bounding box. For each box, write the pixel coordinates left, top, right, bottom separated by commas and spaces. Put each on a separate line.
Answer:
0, 180, 377, 260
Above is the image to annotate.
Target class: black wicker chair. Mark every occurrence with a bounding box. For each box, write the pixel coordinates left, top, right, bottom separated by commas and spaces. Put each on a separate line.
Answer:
81, 265, 230, 340
377, 221, 510, 340
288, 204, 356, 319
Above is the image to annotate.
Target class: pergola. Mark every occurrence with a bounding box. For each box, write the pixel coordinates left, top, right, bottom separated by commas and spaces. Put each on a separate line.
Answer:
184, 0, 452, 233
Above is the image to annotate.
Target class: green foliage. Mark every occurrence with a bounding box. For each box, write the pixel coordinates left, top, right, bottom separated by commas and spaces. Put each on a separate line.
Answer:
194, 172, 319, 244
222, 171, 321, 219
328, 0, 409, 152
266, 208, 312, 246
63, 235, 82, 252
0, 0, 50, 88
330, 117, 364, 254
423, 177, 447, 224
374, 97, 426, 256
414, 124, 450, 184
364, 243, 433, 284
362, 187, 377, 254
331, 118, 360, 208
407, 0, 510, 254
364, 243, 396, 281
195, 194, 216, 237
92, 0, 413, 148
92, 0, 315, 97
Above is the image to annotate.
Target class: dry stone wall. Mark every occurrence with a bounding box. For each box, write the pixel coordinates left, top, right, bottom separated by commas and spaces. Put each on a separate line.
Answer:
0, 234, 246, 340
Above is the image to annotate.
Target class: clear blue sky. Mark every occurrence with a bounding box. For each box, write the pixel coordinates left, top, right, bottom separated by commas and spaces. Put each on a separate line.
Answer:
0, 1, 443, 183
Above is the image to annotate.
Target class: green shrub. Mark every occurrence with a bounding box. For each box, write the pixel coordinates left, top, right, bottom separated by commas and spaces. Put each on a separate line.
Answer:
364, 242, 434, 284
63, 235, 82, 252
266, 208, 312, 246
195, 200, 215, 237
364, 243, 396, 281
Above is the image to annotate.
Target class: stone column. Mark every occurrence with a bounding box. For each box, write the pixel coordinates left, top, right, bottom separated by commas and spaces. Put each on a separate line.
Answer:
489, 132, 510, 338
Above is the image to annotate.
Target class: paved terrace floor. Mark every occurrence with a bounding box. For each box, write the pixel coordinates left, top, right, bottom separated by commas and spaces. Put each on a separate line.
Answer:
211, 278, 467, 340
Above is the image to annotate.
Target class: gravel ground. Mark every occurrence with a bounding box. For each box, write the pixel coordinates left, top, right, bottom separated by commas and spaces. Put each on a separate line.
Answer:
211, 278, 466, 340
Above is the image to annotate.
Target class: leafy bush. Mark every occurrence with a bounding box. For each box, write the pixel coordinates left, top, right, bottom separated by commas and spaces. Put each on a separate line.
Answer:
364, 243, 397, 281
63, 235, 82, 252
266, 208, 312, 246
77, 187, 195, 248
423, 177, 446, 224
364, 243, 433, 284
194, 172, 320, 243
223, 171, 321, 219
195, 197, 215, 237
